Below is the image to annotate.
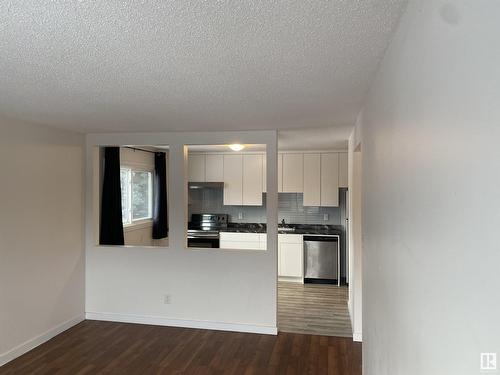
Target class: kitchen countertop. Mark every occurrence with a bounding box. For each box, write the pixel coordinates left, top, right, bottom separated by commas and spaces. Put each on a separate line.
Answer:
220, 223, 342, 236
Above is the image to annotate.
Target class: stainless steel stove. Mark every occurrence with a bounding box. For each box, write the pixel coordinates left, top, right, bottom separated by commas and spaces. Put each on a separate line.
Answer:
187, 214, 228, 248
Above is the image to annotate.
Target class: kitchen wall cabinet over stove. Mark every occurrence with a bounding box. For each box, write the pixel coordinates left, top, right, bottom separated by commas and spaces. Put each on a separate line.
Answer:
223, 154, 263, 206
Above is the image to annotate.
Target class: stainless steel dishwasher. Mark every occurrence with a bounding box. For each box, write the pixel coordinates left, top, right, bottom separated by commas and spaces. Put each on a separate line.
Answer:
303, 236, 340, 285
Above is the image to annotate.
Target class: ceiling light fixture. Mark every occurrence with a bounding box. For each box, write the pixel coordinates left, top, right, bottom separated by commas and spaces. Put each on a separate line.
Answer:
229, 144, 245, 151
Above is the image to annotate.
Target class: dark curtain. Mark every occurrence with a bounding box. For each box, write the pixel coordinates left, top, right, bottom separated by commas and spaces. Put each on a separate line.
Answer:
153, 152, 168, 239
100, 147, 125, 245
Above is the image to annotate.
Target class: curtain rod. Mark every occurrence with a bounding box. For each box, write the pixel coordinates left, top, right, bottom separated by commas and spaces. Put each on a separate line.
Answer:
124, 146, 162, 155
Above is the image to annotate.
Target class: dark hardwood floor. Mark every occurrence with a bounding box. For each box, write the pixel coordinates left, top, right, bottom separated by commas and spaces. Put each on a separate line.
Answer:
0, 320, 362, 374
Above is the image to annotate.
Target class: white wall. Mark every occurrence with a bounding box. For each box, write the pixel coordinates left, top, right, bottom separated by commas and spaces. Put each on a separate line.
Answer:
360, 1, 500, 374
85, 131, 278, 334
0, 118, 85, 366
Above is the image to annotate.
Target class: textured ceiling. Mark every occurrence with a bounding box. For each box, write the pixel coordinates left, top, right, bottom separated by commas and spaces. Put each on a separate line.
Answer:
0, 1, 407, 133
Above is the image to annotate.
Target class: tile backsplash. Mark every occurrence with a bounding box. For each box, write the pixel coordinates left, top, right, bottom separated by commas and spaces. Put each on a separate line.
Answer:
188, 188, 342, 225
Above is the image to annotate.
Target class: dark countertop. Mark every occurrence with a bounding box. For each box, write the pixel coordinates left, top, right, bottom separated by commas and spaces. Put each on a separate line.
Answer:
220, 223, 343, 236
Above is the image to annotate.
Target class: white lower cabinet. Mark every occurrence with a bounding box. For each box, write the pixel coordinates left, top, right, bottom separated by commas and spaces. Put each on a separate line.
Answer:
220, 240, 261, 250
278, 234, 303, 280
259, 233, 267, 250
219, 232, 266, 250
280, 243, 303, 277
219, 232, 304, 280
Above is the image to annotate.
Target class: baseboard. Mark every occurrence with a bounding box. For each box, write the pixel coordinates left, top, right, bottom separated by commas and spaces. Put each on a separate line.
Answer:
278, 276, 303, 283
353, 332, 362, 342
85, 312, 278, 335
0, 315, 84, 367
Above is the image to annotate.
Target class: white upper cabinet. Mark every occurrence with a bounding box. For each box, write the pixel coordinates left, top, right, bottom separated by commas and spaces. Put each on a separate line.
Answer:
303, 153, 321, 206
243, 154, 263, 205
223, 154, 243, 205
262, 154, 267, 193
191, 150, 345, 206
339, 152, 348, 188
188, 154, 205, 182
282, 153, 303, 193
277, 153, 283, 193
264, 153, 284, 193
205, 154, 224, 182
320, 153, 339, 206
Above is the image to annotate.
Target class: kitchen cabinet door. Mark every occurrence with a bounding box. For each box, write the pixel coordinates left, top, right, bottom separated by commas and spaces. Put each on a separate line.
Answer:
321, 153, 339, 206
243, 154, 263, 205
280, 243, 303, 277
259, 233, 267, 250
205, 154, 223, 182
303, 153, 321, 206
219, 232, 262, 250
282, 153, 303, 192
265, 153, 283, 193
278, 245, 282, 275
278, 234, 303, 244
278, 153, 283, 193
339, 152, 348, 188
220, 232, 261, 242
223, 154, 243, 205
188, 154, 205, 182
220, 241, 261, 250
262, 154, 266, 193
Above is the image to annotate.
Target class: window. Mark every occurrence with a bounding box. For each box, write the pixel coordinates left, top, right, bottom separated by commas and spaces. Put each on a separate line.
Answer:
120, 167, 153, 225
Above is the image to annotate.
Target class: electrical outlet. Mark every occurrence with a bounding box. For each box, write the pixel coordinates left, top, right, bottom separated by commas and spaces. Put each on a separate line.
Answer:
163, 294, 171, 304
323, 214, 329, 221
238, 212, 243, 220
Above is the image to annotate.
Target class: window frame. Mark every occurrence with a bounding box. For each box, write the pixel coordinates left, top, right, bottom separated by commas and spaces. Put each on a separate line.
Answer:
120, 165, 154, 227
